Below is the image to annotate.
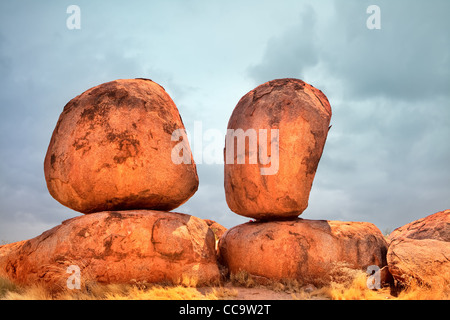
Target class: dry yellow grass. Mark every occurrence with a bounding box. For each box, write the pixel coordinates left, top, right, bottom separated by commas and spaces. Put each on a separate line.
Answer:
102, 285, 216, 300
0, 276, 19, 298
319, 270, 388, 300
229, 265, 449, 300
1, 266, 448, 300
311, 268, 449, 300
0, 276, 239, 300
395, 278, 450, 300
1, 281, 212, 300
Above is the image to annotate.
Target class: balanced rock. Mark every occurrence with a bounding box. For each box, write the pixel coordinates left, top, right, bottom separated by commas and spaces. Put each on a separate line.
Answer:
44, 78, 198, 214
387, 209, 450, 287
218, 219, 387, 285
0, 211, 220, 290
204, 219, 227, 241
224, 78, 332, 220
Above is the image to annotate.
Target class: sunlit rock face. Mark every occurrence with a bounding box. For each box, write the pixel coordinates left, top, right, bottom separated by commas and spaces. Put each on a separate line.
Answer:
387, 209, 450, 287
0, 211, 220, 289
224, 78, 332, 220
218, 218, 388, 285
44, 78, 198, 214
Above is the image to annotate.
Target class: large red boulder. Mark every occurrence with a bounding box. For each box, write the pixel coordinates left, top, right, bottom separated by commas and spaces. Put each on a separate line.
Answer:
218, 218, 388, 285
224, 78, 332, 220
0, 211, 220, 290
388, 209, 450, 243
44, 79, 198, 214
387, 209, 450, 287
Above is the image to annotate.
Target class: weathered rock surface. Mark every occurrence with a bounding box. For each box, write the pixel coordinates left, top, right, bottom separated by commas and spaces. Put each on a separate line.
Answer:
218, 219, 387, 285
387, 209, 450, 287
388, 209, 450, 243
0, 241, 25, 279
44, 78, 198, 214
0, 211, 220, 290
224, 78, 332, 220
204, 219, 227, 241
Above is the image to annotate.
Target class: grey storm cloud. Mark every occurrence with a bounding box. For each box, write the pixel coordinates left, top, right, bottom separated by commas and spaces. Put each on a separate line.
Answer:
247, 5, 319, 83
0, 0, 449, 242
247, 0, 450, 229
324, 0, 450, 101
249, 0, 450, 101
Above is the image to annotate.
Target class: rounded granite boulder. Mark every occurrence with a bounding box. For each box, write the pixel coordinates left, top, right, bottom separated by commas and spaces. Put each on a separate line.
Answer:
0, 210, 220, 289
44, 79, 198, 214
218, 218, 388, 285
224, 78, 332, 220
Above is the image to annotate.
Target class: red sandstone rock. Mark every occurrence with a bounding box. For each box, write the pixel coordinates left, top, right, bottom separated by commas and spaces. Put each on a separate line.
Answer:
218, 219, 387, 285
0, 211, 219, 290
387, 209, 450, 287
44, 79, 198, 214
224, 78, 332, 220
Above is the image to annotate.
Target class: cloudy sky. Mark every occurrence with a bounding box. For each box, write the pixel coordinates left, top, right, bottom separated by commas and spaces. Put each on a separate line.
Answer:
0, 0, 449, 242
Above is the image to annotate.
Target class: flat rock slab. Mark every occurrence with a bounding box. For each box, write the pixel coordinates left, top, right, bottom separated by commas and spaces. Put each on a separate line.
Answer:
0, 211, 220, 291
218, 218, 387, 285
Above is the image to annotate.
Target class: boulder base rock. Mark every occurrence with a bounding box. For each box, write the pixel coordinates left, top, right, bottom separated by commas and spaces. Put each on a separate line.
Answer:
218, 219, 387, 285
0, 211, 220, 290
224, 78, 332, 220
388, 238, 450, 288
387, 209, 450, 287
44, 78, 198, 214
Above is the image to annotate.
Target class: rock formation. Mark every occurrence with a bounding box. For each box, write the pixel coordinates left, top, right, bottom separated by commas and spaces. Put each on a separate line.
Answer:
0, 211, 220, 289
204, 219, 227, 241
224, 78, 332, 220
0, 79, 225, 291
44, 78, 198, 214
218, 219, 388, 285
219, 78, 390, 285
0, 210, 219, 289
4, 76, 446, 294
387, 209, 450, 288
388, 209, 450, 243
